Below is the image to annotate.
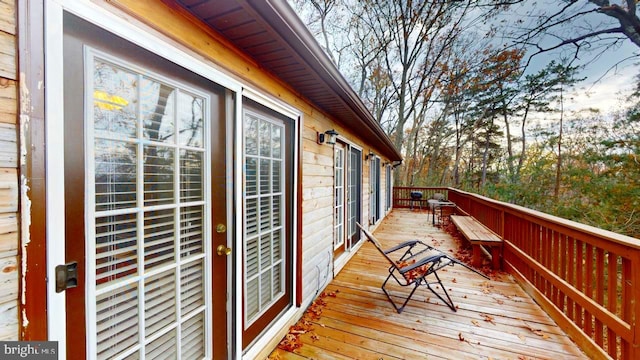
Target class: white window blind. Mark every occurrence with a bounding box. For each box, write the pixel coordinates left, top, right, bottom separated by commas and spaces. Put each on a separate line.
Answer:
347, 148, 360, 242
334, 147, 345, 250
243, 110, 285, 326
88, 53, 210, 359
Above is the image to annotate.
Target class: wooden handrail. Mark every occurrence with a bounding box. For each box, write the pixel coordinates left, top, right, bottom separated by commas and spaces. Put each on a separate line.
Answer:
393, 186, 640, 360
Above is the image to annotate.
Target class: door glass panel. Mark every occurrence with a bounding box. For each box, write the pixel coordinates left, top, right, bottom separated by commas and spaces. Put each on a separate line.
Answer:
144, 270, 177, 336
96, 285, 139, 359
141, 79, 175, 143
88, 53, 210, 359
177, 91, 204, 147
180, 205, 204, 258
243, 110, 286, 326
95, 139, 137, 211
143, 209, 175, 270
180, 150, 203, 202
93, 62, 138, 139
95, 213, 137, 286
143, 145, 175, 206
181, 312, 205, 359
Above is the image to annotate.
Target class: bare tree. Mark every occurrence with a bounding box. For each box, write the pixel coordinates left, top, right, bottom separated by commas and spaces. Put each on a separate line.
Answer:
503, 1, 640, 67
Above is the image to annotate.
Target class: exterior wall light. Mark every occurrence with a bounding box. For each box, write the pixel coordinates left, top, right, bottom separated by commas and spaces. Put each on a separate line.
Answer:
365, 150, 375, 161
317, 129, 339, 145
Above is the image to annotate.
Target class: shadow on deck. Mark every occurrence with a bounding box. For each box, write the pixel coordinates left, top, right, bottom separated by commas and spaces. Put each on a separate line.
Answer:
270, 209, 587, 359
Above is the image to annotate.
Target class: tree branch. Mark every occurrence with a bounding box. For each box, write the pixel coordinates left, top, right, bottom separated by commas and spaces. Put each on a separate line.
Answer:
524, 26, 624, 68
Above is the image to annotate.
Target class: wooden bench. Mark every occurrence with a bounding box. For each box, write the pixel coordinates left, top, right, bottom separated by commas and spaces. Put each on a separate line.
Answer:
450, 215, 502, 270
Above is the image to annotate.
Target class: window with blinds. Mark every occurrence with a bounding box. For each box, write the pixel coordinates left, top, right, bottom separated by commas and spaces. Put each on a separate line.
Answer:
243, 109, 285, 326
89, 53, 210, 359
334, 146, 345, 250
347, 148, 361, 247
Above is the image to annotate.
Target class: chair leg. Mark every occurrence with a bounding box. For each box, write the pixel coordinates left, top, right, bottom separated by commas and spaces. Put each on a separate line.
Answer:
424, 271, 457, 312
381, 273, 421, 314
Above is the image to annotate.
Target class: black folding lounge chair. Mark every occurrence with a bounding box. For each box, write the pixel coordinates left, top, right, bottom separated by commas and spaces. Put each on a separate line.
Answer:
356, 222, 489, 313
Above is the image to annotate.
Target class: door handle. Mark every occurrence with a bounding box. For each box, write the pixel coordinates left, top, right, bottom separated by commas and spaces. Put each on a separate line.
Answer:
216, 245, 232, 256
55, 261, 78, 293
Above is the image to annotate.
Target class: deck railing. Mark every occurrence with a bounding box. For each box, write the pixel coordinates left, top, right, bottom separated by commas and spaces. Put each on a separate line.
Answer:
393, 186, 450, 209
393, 186, 640, 360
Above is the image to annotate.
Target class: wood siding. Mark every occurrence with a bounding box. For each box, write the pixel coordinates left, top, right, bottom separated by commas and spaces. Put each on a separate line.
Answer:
0, 0, 18, 341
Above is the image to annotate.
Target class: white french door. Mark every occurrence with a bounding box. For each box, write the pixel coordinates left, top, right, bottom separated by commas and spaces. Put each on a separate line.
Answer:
346, 147, 362, 248
334, 144, 346, 251
57, 12, 230, 359
370, 156, 381, 224
241, 100, 294, 349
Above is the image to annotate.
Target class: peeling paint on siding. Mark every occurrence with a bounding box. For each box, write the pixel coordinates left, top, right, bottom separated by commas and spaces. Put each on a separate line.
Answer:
18, 72, 30, 329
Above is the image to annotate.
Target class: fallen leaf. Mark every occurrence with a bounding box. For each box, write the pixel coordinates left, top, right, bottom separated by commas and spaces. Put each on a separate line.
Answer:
458, 332, 465, 341
481, 314, 495, 325
471, 320, 480, 327
278, 333, 303, 352
521, 322, 551, 339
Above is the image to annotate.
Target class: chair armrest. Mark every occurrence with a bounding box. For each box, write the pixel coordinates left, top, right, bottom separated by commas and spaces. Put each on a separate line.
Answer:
399, 254, 443, 273
383, 240, 419, 254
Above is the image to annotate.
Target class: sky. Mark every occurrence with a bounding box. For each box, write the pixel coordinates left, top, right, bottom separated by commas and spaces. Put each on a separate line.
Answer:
493, 1, 640, 113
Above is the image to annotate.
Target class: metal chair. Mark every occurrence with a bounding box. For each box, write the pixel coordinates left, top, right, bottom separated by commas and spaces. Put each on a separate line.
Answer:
356, 222, 488, 313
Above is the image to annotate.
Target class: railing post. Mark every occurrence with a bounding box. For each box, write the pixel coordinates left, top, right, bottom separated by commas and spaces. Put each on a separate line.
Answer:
632, 251, 640, 360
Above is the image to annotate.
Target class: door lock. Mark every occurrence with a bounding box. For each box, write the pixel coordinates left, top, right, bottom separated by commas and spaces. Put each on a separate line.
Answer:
216, 224, 227, 233
55, 261, 78, 293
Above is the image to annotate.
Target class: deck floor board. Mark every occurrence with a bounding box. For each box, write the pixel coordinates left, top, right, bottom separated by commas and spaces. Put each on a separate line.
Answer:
270, 209, 587, 359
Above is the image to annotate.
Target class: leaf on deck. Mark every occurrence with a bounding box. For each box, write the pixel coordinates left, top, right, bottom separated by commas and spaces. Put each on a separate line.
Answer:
481, 281, 494, 294
277, 333, 303, 352
278, 292, 337, 352
481, 314, 496, 325
521, 322, 551, 339
471, 320, 481, 327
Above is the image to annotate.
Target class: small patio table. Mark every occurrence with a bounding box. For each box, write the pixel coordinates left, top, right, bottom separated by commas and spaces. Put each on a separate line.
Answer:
427, 199, 456, 226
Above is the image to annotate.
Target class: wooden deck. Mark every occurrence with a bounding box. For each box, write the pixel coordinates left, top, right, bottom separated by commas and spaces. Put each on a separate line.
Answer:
269, 209, 587, 360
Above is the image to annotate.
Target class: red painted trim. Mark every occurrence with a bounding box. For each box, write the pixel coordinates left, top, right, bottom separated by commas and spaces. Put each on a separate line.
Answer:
18, 0, 48, 340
